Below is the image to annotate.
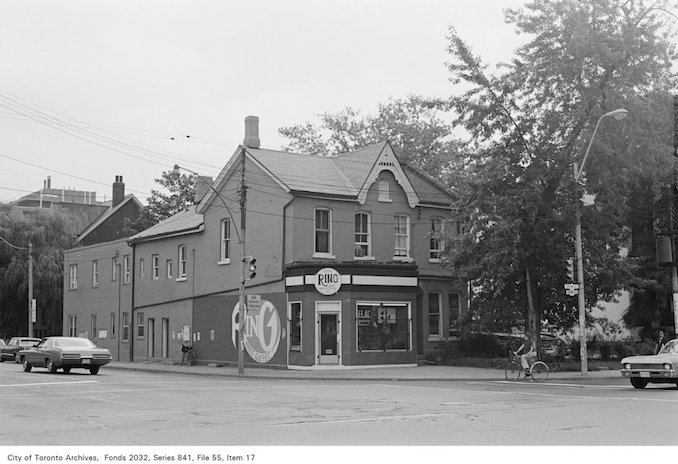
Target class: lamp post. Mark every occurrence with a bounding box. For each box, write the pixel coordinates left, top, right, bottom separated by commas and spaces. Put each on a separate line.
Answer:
573, 108, 628, 376
170, 161, 248, 375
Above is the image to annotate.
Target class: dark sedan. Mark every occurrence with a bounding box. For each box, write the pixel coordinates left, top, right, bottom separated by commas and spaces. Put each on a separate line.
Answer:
0, 337, 41, 362
18, 336, 112, 374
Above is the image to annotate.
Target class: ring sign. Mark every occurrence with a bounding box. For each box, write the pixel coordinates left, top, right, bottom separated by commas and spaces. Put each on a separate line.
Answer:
314, 267, 342, 295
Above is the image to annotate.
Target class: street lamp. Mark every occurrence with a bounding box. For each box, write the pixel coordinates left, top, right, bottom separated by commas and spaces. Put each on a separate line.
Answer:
573, 108, 628, 376
170, 162, 248, 375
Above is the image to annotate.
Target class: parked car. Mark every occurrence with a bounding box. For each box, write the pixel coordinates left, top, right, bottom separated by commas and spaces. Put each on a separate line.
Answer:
17, 336, 112, 375
620, 338, 678, 389
0, 337, 41, 362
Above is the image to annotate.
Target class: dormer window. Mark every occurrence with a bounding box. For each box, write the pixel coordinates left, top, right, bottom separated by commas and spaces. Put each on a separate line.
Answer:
378, 178, 391, 202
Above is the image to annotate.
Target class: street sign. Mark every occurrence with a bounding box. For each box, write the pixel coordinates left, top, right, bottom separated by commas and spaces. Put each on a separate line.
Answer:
247, 294, 261, 312
564, 283, 579, 296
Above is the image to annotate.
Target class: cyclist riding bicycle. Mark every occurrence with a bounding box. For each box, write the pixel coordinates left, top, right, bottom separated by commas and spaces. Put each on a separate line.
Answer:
514, 334, 537, 377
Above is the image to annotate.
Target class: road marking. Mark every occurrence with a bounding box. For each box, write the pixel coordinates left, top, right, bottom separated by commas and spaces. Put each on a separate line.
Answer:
272, 412, 447, 427
0, 380, 99, 387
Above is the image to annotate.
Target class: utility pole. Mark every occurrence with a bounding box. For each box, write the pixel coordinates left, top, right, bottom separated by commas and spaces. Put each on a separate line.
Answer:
28, 241, 34, 338
673, 95, 678, 337
237, 147, 247, 375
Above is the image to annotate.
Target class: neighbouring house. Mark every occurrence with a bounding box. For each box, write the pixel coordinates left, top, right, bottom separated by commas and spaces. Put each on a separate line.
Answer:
61, 176, 143, 349
64, 116, 467, 369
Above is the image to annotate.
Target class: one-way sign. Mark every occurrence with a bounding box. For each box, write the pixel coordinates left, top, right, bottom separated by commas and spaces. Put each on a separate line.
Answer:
564, 283, 579, 296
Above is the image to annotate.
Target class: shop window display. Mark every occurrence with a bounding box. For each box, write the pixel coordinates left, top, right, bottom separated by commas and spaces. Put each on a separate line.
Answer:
357, 303, 410, 351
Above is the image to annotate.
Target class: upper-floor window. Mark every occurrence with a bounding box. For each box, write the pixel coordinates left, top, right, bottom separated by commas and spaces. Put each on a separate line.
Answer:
220, 219, 231, 263
314, 208, 332, 256
92, 260, 99, 287
111, 257, 118, 281
123, 255, 130, 284
354, 212, 372, 258
139, 258, 145, 279
394, 215, 410, 259
178, 245, 187, 279
152, 255, 159, 280
69, 264, 78, 290
430, 218, 444, 262
378, 178, 391, 202
166, 259, 173, 279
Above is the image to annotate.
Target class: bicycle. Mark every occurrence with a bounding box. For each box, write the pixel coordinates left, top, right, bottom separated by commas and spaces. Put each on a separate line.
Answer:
504, 352, 549, 382
180, 344, 195, 366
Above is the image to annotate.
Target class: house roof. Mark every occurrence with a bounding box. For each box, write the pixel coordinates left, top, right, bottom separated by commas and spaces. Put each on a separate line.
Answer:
127, 206, 204, 244
199, 141, 453, 213
76, 195, 144, 244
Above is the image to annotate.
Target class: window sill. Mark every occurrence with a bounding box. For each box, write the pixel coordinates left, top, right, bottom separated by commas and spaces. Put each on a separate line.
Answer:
354, 256, 375, 261
428, 335, 444, 341
217, 259, 231, 266
394, 256, 413, 263
313, 253, 336, 259
176, 276, 187, 282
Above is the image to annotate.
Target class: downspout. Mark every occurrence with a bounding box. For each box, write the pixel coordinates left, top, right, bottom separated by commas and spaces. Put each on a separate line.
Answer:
129, 243, 136, 362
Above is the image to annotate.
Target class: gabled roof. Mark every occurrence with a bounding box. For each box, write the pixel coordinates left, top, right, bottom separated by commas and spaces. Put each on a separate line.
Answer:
127, 206, 204, 244
199, 141, 451, 213
76, 195, 143, 244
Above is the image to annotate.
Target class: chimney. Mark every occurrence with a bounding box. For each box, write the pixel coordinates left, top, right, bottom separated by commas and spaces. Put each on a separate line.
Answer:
243, 115, 260, 148
194, 176, 214, 205
112, 175, 125, 207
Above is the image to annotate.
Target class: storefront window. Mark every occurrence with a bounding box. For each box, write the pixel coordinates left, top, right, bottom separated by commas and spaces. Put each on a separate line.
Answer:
356, 303, 410, 351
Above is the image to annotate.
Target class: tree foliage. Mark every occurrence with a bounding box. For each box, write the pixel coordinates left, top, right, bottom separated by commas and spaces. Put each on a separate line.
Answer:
444, 0, 677, 337
0, 205, 75, 338
279, 95, 463, 184
124, 170, 197, 236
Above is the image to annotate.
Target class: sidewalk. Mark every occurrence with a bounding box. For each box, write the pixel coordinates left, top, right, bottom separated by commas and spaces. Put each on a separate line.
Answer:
106, 360, 621, 382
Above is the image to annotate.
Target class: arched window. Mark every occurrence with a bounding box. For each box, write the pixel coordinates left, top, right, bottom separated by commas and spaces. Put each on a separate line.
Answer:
378, 178, 391, 202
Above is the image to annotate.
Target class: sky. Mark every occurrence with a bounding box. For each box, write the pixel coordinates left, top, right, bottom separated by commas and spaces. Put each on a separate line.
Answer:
0, 0, 529, 205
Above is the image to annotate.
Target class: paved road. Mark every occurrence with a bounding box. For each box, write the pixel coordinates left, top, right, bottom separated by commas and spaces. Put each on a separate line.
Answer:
0, 361, 674, 450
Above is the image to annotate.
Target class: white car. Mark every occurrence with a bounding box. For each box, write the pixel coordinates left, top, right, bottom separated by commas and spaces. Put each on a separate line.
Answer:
620, 339, 678, 389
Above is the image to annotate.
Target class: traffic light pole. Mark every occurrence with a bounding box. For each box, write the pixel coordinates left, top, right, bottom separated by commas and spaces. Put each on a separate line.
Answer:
28, 241, 33, 338
237, 148, 247, 376
573, 165, 588, 376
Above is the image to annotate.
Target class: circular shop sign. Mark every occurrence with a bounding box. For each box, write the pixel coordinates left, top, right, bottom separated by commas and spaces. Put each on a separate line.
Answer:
314, 267, 342, 295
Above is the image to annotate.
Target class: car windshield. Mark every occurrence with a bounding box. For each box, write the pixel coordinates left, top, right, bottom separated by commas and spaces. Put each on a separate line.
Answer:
53, 338, 96, 348
659, 339, 678, 354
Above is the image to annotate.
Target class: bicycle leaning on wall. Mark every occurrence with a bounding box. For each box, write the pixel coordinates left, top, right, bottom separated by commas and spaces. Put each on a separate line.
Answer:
180, 342, 195, 366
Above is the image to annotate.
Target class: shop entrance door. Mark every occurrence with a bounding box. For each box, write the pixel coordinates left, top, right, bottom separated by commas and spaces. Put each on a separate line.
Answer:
317, 302, 341, 365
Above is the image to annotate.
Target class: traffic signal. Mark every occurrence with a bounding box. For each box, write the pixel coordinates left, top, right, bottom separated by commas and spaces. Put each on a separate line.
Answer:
566, 257, 575, 281
244, 256, 256, 280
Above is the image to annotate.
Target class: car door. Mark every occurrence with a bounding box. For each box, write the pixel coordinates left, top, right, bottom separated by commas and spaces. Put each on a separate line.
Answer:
27, 339, 48, 366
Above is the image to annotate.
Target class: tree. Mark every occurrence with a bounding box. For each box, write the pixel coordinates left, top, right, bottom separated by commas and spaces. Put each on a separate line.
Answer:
279, 95, 463, 184
0, 205, 74, 338
444, 0, 677, 340
123, 169, 197, 236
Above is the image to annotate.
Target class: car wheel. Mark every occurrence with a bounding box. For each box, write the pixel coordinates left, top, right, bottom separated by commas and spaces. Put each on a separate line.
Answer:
630, 378, 648, 389
63, 367, 71, 374
22, 359, 32, 372
89, 366, 100, 375
46, 359, 57, 374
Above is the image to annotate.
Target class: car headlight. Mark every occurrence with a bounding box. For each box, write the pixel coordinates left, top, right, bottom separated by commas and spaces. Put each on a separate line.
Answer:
664, 363, 672, 371
624, 363, 631, 370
